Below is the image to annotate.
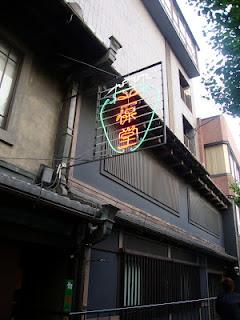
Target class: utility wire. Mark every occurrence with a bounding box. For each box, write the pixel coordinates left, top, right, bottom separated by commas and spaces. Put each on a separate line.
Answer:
0, 118, 218, 162
193, 116, 219, 137
0, 51, 217, 164
0, 152, 91, 163
58, 53, 118, 78
0, 117, 217, 162
0, 58, 164, 162
0, 138, 107, 164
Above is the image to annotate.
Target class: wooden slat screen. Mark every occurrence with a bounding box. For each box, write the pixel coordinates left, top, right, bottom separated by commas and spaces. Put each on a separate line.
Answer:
188, 189, 221, 236
123, 253, 200, 307
102, 151, 180, 213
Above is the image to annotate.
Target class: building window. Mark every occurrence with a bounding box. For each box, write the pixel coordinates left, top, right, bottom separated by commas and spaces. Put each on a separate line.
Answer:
183, 116, 195, 155
229, 151, 240, 181
0, 39, 20, 129
179, 71, 192, 112
236, 205, 240, 236
123, 253, 200, 306
124, 255, 141, 306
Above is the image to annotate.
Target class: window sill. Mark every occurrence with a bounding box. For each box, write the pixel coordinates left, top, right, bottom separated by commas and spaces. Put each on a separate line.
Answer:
0, 128, 15, 146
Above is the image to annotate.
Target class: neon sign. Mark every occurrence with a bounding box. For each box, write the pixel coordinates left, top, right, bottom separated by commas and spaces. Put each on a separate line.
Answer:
116, 90, 138, 150
96, 63, 165, 158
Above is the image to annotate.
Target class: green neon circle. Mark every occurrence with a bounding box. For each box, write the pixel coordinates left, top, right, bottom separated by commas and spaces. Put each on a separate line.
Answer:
100, 98, 124, 154
130, 110, 155, 152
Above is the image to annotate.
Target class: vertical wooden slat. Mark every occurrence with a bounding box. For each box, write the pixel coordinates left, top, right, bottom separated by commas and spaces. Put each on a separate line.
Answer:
122, 252, 201, 320
103, 150, 180, 212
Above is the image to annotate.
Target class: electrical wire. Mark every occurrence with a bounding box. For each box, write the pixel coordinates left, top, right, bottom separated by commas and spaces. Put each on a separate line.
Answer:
195, 117, 218, 132
0, 50, 215, 165
0, 153, 91, 164
0, 58, 164, 163
0, 117, 217, 163
192, 116, 219, 137
0, 54, 120, 163
0, 148, 91, 163
58, 53, 118, 78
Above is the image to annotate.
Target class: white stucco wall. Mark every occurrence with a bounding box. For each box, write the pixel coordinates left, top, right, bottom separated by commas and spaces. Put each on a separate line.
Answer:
170, 50, 197, 141
73, 0, 198, 144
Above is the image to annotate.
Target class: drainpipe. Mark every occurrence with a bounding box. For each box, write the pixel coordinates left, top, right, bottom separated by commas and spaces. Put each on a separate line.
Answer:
54, 81, 78, 195
73, 205, 119, 312
54, 36, 122, 195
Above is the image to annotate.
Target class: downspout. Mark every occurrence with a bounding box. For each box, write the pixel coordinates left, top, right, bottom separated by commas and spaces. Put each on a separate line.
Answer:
73, 205, 119, 312
54, 81, 78, 195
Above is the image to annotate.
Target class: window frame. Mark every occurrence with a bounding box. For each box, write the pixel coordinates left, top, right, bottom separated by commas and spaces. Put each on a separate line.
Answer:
182, 115, 196, 155
179, 70, 192, 112
235, 205, 240, 236
0, 32, 25, 146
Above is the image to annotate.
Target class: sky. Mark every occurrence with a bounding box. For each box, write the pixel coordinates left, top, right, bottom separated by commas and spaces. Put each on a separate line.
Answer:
177, 0, 240, 150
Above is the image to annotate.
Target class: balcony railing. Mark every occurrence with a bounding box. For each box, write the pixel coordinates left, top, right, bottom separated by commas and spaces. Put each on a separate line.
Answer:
159, 0, 198, 68
70, 297, 218, 320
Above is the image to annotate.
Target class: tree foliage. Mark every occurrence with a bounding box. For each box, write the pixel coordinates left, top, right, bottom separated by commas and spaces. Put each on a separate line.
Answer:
187, 0, 240, 116
231, 181, 240, 206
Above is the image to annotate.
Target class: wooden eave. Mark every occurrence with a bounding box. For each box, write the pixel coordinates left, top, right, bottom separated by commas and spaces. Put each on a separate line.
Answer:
157, 127, 230, 211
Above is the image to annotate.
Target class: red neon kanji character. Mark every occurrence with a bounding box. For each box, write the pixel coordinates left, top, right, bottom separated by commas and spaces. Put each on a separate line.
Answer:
116, 102, 137, 125
118, 125, 139, 150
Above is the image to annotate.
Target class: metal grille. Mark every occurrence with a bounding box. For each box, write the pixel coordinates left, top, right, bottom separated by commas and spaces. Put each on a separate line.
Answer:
188, 189, 221, 236
123, 253, 200, 307
208, 273, 222, 298
208, 273, 222, 320
94, 62, 166, 161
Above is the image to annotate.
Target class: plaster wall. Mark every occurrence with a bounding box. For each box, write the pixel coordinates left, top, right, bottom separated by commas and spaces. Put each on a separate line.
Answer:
0, 30, 64, 176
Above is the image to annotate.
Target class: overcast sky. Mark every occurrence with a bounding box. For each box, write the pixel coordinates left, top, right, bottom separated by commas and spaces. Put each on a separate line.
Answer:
177, 0, 240, 150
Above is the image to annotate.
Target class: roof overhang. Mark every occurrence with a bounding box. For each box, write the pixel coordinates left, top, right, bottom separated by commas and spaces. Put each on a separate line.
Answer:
117, 210, 237, 262
157, 127, 231, 210
0, 172, 99, 222
0, 0, 108, 76
142, 0, 200, 78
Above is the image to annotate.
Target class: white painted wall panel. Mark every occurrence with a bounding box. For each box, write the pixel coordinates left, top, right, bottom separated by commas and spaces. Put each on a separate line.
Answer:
170, 50, 197, 144
74, 0, 198, 141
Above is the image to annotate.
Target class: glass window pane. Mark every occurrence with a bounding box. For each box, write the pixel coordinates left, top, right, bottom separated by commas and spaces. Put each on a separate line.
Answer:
162, 0, 172, 16
0, 78, 13, 117
0, 39, 20, 129
0, 40, 10, 56
5, 58, 17, 78
9, 50, 19, 63
0, 115, 5, 128
236, 205, 240, 235
0, 51, 7, 81
0, 59, 17, 121
173, 9, 178, 25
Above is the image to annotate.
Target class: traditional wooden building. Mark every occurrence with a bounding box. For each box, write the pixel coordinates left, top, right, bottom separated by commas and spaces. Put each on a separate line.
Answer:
198, 114, 240, 265
0, 1, 238, 320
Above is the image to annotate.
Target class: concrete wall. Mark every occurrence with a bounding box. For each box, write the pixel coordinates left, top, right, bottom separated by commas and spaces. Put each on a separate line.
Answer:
200, 115, 240, 164
212, 174, 233, 196
73, 0, 198, 144
169, 49, 197, 142
0, 28, 64, 176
